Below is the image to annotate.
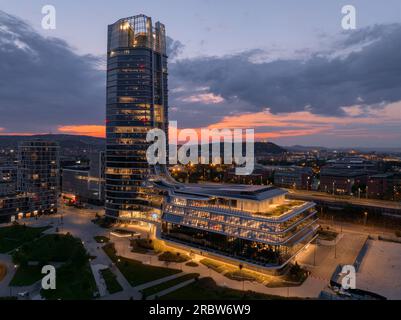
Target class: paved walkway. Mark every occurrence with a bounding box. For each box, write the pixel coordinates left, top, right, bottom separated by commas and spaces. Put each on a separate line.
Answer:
298, 232, 367, 281
134, 272, 184, 291
147, 279, 196, 300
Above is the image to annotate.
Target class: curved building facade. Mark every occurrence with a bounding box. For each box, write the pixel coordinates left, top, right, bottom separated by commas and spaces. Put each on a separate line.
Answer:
105, 15, 168, 221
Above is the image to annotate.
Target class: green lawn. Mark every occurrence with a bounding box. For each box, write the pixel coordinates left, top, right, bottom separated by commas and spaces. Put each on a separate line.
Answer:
40, 261, 97, 300
102, 243, 182, 286
199, 259, 226, 273
10, 233, 98, 299
100, 268, 123, 294
160, 277, 297, 300
13, 233, 87, 264
0, 224, 49, 253
9, 265, 43, 286
142, 273, 199, 298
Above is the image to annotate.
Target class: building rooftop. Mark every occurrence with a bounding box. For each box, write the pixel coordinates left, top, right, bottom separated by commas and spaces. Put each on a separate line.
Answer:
153, 177, 287, 201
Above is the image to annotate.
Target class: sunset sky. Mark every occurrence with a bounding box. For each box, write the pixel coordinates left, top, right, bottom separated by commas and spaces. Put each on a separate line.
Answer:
0, 0, 400, 147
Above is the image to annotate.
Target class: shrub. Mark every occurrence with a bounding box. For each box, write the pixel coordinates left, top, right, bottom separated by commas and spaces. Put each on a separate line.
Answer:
185, 261, 199, 267
158, 251, 190, 263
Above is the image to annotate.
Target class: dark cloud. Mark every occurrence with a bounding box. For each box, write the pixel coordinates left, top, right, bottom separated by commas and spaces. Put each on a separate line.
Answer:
0, 10, 399, 136
170, 24, 401, 116
166, 36, 184, 59
0, 11, 105, 133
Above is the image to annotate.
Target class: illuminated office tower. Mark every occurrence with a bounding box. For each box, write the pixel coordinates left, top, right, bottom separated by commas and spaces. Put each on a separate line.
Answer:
105, 15, 168, 221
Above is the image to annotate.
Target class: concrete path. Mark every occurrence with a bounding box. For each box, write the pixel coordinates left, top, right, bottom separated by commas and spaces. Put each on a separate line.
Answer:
146, 278, 196, 300
134, 272, 184, 291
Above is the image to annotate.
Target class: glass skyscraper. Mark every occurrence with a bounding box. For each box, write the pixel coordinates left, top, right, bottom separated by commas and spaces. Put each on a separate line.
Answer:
105, 15, 168, 221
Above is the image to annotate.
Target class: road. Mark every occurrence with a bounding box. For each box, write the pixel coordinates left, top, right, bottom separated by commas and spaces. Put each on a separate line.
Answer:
287, 189, 401, 211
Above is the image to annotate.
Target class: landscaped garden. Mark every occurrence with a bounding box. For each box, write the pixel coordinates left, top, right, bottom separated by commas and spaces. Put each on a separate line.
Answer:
160, 277, 298, 300
102, 243, 182, 286
318, 227, 339, 241
141, 273, 199, 298
0, 224, 50, 253
100, 268, 123, 294
10, 233, 97, 300
199, 258, 226, 273
200, 258, 308, 287
158, 251, 190, 263
185, 261, 199, 267
130, 238, 157, 254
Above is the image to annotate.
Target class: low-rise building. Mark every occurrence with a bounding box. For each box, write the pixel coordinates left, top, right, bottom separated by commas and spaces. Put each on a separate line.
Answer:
320, 168, 367, 195
159, 183, 318, 272
367, 173, 401, 200
273, 166, 313, 190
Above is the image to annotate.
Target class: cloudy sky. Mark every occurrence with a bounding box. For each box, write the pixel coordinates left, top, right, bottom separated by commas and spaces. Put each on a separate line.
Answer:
0, 0, 400, 147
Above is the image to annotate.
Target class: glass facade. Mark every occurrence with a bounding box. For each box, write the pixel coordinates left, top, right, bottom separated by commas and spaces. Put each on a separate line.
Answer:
161, 194, 318, 268
105, 15, 168, 220
18, 140, 59, 215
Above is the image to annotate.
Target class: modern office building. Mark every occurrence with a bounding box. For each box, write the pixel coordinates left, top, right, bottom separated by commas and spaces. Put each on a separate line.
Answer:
158, 181, 318, 271
104, 15, 318, 271
105, 14, 168, 221
61, 151, 105, 205
18, 140, 59, 215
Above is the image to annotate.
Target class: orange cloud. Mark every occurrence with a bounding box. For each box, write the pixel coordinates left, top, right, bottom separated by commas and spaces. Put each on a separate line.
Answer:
58, 125, 105, 138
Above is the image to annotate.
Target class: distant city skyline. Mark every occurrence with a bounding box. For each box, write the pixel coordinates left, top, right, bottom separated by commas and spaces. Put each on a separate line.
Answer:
0, 1, 400, 148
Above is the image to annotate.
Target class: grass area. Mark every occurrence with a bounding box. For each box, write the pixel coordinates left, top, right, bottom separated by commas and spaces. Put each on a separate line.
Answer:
100, 268, 123, 294
9, 265, 43, 286
199, 259, 226, 273
224, 270, 258, 282
200, 259, 264, 282
256, 201, 305, 217
160, 277, 297, 300
267, 263, 309, 288
41, 261, 97, 300
94, 236, 109, 244
185, 261, 199, 267
318, 227, 339, 241
130, 238, 164, 254
0, 224, 49, 253
130, 238, 155, 254
158, 251, 190, 263
0, 264, 7, 282
142, 273, 199, 298
102, 243, 182, 286
200, 258, 306, 287
10, 233, 97, 299
13, 233, 87, 264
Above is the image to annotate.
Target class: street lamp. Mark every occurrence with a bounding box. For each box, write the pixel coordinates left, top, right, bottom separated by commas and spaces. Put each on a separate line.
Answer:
239, 263, 245, 292
364, 211, 368, 226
